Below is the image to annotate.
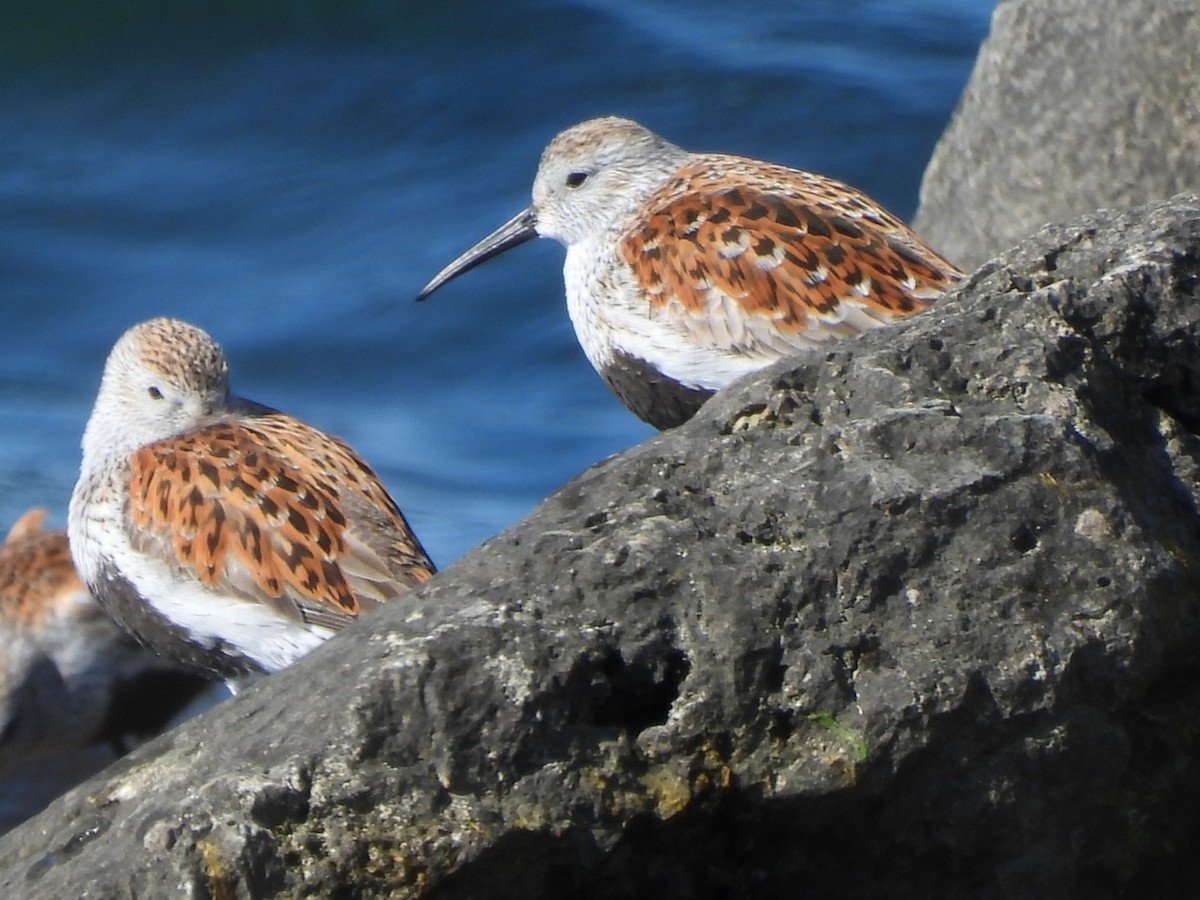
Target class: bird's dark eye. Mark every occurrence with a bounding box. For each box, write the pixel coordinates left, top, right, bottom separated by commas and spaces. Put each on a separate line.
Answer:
565, 171, 589, 188
147, 386, 164, 400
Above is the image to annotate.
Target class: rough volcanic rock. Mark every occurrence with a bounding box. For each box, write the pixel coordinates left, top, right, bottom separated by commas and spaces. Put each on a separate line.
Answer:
914, 0, 1200, 270
3, 194, 1200, 898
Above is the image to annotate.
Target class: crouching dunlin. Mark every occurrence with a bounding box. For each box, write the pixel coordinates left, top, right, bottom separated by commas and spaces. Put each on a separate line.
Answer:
68, 318, 435, 682
418, 116, 962, 429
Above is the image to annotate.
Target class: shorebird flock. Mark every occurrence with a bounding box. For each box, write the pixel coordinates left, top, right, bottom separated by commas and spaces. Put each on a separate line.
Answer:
7, 115, 959, 829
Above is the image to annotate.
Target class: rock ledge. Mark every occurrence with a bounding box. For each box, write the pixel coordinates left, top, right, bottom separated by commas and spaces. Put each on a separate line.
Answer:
4, 194, 1200, 898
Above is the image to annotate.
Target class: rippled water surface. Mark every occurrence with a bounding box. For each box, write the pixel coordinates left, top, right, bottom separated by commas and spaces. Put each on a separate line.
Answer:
0, 1, 995, 564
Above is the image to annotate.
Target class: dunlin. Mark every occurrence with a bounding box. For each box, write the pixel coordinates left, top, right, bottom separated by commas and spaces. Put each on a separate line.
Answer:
68, 318, 436, 681
418, 116, 962, 429
0, 508, 211, 831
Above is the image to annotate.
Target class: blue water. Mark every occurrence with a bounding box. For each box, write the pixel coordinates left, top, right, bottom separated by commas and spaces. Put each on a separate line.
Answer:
0, 1, 994, 567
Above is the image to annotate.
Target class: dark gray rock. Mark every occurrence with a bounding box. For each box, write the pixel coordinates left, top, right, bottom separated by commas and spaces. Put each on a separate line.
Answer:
914, 0, 1200, 270
4, 193, 1200, 898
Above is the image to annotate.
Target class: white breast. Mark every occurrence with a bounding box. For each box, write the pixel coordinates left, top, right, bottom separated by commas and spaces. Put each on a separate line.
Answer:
562, 241, 771, 392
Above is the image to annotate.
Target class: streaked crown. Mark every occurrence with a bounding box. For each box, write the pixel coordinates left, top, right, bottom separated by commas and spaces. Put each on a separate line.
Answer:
80, 318, 231, 471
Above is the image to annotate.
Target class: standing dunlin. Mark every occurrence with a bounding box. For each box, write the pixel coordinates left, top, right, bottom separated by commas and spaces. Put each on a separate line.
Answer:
418, 116, 962, 429
68, 318, 436, 681
0, 508, 211, 832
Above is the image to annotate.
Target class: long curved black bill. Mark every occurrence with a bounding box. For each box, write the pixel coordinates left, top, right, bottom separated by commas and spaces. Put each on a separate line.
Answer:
416, 207, 538, 301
